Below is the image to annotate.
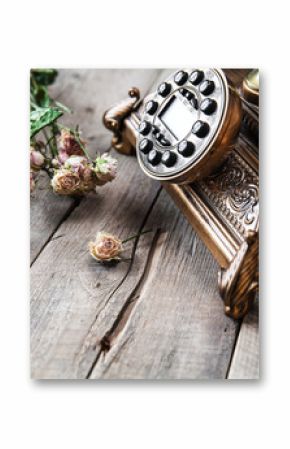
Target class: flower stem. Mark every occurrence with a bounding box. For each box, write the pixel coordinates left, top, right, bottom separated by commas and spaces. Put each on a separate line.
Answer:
43, 128, 57, 158
74, 127, 91, 160
122, 229, 153, 244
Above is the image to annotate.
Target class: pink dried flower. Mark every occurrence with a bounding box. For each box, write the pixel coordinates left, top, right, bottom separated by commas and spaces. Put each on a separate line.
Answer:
58, 129, 85, 163
89, 232, 123, 263
64, 156, 96, 193
64, 156, 89, 174
52, 156, 97, 196
58, 151, 69, 164
88, 229, 152, 264
30, 147, 45, 170
81, 167, 96, 192
94, 153, 118, 186
51, 168, 81, 195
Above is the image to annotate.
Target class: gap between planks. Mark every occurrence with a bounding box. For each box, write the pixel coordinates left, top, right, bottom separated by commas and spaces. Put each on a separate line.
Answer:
85, 189, 162, 378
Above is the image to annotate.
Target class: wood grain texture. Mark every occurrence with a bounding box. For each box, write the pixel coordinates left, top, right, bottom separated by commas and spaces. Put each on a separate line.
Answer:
30, 68, 259, 379
89, 189, 240, 379
227, 299, 259, 379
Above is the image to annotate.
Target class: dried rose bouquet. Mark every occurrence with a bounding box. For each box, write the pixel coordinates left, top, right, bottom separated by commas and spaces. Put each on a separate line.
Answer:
30, 69, 117, 196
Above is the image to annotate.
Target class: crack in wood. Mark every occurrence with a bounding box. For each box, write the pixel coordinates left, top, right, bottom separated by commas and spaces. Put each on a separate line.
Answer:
85, 189, 162, 379
96, 334, 133, 378
100, 229, 161, 350
88, 187, 163, 326
87, 230, 161, 379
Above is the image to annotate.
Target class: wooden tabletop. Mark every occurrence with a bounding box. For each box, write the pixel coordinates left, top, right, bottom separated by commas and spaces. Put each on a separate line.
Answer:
30, 69, 259, 379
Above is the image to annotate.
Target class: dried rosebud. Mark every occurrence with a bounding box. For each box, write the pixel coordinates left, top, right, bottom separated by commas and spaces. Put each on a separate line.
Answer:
94, 153, 117, 186
51, 168, 81, 195
58, 129, 85, 160
89, 232, 123, 263
30, 147, 45, 170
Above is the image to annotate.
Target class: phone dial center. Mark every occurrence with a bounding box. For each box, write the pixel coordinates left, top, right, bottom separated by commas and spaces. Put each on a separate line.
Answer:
136, 68, 229, 182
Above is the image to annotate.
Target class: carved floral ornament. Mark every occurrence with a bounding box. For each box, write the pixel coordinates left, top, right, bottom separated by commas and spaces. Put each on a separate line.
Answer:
201, 152, 259, 235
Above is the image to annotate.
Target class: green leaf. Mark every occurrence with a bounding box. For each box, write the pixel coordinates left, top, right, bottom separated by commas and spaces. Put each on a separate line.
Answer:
30, 107, 63, 138
30, 69, 58, 86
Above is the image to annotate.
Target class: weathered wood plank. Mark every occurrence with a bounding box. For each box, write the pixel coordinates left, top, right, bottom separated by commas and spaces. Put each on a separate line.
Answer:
30, 172, 75, 264
30, 152, 160, 379
227, 299, 259, 379
31, 69, 160, 264
90, 189, 240, 380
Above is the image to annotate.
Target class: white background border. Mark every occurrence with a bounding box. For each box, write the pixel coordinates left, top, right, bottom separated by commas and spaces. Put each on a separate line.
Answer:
0, 1, 288, 448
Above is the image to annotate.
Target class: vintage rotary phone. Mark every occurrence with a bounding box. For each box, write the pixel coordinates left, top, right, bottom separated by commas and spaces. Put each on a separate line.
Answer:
103, 68, 259, 319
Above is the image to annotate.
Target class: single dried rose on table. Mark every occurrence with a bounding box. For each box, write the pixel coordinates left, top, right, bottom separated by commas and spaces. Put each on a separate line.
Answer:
89, 232, 123, 263
88, 229, 153, 264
